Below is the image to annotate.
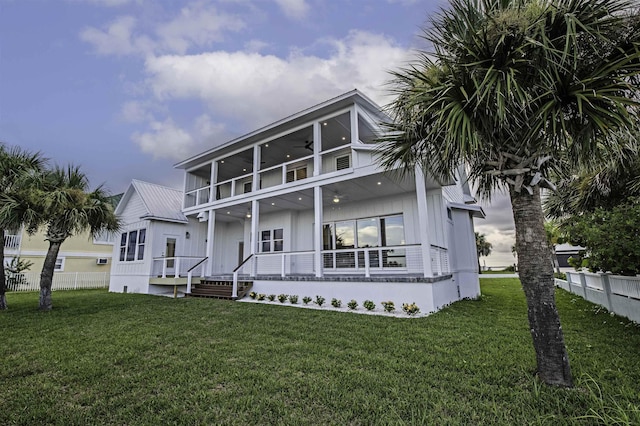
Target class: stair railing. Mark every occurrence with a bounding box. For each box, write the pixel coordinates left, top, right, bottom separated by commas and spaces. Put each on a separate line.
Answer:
187, 257, 208, 294
232, 254, 254, 299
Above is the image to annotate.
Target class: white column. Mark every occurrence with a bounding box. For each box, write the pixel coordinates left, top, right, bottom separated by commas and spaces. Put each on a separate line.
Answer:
313, 186, 323, 278
205, 209, 215, 276
209, 161, 217, 202
253, 145, 261, 191
415, 166, 434, 277
313, 121, 321, 176
250, 200, 259, 276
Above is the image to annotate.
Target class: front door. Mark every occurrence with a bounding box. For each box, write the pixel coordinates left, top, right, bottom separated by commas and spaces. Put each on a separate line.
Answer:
165, 237, 177, 271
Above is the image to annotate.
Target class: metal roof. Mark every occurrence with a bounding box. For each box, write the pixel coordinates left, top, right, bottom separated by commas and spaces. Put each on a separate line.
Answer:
130, 180, 188, 223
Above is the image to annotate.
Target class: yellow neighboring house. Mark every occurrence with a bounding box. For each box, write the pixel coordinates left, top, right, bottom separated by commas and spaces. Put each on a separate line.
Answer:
3, 194, 122, 291
5, 227, 114, 273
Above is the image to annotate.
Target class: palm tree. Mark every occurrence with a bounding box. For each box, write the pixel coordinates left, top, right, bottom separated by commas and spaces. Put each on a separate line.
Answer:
545, 135, 640, 219
475, 232, 492, 272
37, 165, 119, 311
0, 145, 46, 310
378, 0, 640, 387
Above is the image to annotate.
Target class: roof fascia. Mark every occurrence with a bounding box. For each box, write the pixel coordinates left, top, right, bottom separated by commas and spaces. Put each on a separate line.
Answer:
175, 89, 381, 170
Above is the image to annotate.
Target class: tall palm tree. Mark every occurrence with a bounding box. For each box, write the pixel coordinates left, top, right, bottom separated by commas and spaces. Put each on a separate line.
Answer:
378, 0, 640, 387
475, 232, 492, 272
37, 165, 119, 311
0, 145, 46, 310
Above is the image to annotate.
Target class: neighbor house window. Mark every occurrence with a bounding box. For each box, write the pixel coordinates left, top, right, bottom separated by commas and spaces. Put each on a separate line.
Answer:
260, 228, 284, 252
54, 257, 65, 271
119, 228, 146, 262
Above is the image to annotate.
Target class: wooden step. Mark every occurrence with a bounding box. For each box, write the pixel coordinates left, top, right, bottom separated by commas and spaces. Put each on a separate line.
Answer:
188, 281, 253, 300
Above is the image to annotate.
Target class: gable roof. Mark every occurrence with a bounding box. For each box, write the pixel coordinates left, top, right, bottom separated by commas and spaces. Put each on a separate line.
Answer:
174, 89, 389, 171
115, 180, 188, 224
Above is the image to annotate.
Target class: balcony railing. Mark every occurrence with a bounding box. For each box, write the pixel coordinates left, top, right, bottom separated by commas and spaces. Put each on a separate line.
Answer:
4, 234, 21, 250
185, 186, 211, 208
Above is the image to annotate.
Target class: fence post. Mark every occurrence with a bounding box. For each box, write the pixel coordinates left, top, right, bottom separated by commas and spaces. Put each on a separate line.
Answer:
600, 273, 613, 312
578, 273, 588, 299
364, 250, 370, 278
74, 272, 79, 290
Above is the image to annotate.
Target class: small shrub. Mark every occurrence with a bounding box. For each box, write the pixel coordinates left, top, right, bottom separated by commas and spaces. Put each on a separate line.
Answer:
402, 302, 420, 316
347, 299, 358, 310
331, 298, 342, 308
302, 296, 312, 305
554, 272, 567, 280
249, 291, 257, 299
277, 294, 288, 303
289, 295, 299, 304
363, 300, 375, 311
381, 301, 395, 313
315, 295, 325, 307
267, 294, 276, 302
257, 293, 266, 301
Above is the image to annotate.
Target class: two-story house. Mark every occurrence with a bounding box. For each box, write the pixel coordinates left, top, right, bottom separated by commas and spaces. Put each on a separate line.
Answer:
109, 90, 484, 313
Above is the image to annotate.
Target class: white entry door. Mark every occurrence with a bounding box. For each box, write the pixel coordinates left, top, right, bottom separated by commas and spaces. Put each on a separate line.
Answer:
164, 237, 177, 275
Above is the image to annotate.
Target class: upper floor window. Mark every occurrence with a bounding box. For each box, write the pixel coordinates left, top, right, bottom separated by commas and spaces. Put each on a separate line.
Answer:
119, 228, 146, 262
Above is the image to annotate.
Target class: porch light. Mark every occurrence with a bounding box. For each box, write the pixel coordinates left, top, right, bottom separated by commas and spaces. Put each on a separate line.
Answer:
246, 209, 252, 218
333, 195, 340, 203
377, 182, 381, 185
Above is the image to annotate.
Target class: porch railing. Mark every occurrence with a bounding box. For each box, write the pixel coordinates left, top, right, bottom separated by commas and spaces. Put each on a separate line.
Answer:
152, 256, 208, 279
4, 234, 21, 250
321, 244, 424, 277
246, 244, 448, 278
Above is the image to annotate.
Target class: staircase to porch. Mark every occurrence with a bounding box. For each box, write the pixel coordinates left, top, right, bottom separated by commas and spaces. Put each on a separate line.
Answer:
188, 278, 253, 300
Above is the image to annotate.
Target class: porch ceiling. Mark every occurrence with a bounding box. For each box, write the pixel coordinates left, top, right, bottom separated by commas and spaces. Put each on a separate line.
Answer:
212, 173, 417, 221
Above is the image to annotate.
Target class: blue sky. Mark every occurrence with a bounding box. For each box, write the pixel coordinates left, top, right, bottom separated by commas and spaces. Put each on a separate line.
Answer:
0, 0, 515, 266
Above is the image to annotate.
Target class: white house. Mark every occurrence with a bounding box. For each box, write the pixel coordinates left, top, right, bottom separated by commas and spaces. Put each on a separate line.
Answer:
110, 90, 485, 313
109, 179, 208, 296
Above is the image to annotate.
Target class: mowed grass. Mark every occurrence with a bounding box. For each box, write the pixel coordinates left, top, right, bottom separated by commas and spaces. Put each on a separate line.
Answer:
1, 279, 639, 425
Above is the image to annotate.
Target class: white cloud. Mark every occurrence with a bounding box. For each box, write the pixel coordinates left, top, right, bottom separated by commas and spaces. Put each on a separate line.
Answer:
143, 30, 410, 128
120, 100, 154, 123
80, 16, 154, 56
80, 2, 245, 56
132, 118, 194, 160
155, 3, 245, 54
274, 0, 309, 20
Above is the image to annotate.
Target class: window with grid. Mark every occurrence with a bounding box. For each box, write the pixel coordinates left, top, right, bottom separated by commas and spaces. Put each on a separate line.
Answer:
260, 228, 284, 252
119, 228, 146, 262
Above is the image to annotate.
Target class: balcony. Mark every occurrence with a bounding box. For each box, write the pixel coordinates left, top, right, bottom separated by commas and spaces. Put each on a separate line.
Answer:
4, 234, 20, 250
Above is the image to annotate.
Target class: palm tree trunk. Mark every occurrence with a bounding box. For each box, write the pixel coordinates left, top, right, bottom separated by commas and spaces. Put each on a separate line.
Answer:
0, 229, 7, 310
510, 186, 573, 387
39, 240, 62, 311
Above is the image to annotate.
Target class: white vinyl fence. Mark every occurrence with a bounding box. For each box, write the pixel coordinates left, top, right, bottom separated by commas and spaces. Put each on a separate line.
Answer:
555, 271, 640, 323
6, 272, 109, 292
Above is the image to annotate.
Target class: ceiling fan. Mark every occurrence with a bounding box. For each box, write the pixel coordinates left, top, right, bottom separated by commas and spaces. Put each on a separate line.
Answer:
294, 140, 314, 151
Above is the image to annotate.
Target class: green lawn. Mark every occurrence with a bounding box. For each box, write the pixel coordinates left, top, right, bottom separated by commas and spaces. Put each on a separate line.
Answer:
1, 279, 639, 425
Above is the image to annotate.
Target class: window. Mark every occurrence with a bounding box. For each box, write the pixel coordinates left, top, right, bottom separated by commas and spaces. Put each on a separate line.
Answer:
119, 228, 146, 262
323, 214, 406, 268
286, 166, 307, 183
243, 181, 252, 194
260, 228, 284, 252
54, 257, 65, 271
93, 230, 117, 245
